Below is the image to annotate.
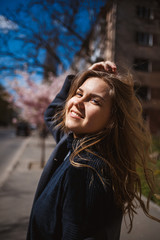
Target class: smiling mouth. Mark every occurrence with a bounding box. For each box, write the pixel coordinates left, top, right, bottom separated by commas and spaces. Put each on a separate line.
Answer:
70, 110, 84, 119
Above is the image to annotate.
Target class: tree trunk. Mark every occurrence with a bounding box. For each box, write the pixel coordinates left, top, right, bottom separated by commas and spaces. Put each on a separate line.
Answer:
40, 135, 46, 168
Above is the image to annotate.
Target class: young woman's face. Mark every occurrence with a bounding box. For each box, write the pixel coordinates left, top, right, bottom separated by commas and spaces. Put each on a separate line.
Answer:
65, 77, 112, 137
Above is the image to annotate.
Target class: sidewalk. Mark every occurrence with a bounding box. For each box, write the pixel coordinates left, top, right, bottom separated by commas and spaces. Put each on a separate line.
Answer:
0, 134, 160, 240
0, 133, 55, 240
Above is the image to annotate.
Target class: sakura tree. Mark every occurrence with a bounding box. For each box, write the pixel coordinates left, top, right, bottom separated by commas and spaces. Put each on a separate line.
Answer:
7, 70, 69, 167
10, 71, 65, 127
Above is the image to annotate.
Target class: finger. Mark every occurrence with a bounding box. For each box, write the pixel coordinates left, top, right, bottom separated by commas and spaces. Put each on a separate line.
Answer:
88, 62, 104, 70
89, 61, 117, 73
104, 61, 117, 72
105, 61, 116, 68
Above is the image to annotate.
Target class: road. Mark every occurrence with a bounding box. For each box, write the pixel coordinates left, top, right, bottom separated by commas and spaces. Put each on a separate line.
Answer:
0, 129, 159, 240
0, 128, 28, 185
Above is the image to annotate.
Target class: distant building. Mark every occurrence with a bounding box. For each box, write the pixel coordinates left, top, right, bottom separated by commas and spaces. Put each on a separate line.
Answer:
72, 0, 160, 135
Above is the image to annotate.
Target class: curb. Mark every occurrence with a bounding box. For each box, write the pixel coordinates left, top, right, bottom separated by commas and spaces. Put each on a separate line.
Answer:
0, 136, 31, 188
141, 195, 160, 213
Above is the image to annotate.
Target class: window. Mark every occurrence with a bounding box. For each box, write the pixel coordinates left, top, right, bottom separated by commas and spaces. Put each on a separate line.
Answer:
136, 6, 154, 20
153, 34, 160, 46
152, 61, 160, 72
134, 59, 151, 72
154, 7, 160, 20
135, 86, 151, 101
136, 32, 153, 46
151, 88, 160, 100
134, 59, 160, 72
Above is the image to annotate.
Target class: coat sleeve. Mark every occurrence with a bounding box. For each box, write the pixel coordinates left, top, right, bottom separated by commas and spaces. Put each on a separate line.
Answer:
61, 164, 113, 240
44, 75, 75, 143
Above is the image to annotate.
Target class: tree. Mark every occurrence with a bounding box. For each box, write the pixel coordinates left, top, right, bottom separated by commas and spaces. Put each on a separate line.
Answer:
0, 0, 106, 79
7, 71, 68, 167
0, 84, 14, 126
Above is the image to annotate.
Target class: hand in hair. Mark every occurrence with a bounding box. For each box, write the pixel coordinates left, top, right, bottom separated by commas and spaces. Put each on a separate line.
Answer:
89, 61, 117, 73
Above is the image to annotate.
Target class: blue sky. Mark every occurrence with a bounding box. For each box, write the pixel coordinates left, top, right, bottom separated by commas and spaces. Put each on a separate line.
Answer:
0, 0, 107, 86
0, 0, 22, 14
0, 0, 22, 15
0, 0, 28, 85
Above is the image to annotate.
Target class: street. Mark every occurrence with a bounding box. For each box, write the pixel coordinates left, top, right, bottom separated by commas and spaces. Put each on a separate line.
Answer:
0, 128, 29, 186
0, 131, 160, 240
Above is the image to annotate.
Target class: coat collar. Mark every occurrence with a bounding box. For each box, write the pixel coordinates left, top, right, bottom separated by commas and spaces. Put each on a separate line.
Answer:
67, 132, 81, 152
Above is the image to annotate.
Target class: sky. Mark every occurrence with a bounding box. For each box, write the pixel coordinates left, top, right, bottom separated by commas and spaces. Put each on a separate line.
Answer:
0, 0, 22, 14
0, 0, 107, 87
0, 0, 29, 85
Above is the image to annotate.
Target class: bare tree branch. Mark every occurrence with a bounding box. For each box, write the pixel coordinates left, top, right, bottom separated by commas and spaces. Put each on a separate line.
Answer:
0, 0, 106, 78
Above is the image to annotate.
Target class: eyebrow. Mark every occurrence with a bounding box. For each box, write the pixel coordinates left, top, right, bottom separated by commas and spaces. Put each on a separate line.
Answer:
77, 87, 106, 102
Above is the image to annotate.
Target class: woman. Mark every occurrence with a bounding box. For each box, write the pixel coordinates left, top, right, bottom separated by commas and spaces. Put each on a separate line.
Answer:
27, 61, 159, 240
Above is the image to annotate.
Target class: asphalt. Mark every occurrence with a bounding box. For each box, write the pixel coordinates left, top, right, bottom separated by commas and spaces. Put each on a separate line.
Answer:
0, 133, 160, 240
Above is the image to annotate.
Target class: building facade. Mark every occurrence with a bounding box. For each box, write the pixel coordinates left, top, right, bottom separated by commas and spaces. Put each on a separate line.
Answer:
72, 0, 160, 134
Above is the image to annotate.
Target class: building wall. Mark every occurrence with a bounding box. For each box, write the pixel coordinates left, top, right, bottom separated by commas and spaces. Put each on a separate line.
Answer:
105, 0, 160, 134
71, 0, 160, 134
114, 0, 160, 75
105, 1, 117, 61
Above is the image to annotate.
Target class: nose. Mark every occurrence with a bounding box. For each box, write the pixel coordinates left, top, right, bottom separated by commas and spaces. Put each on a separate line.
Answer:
74, 97, 85, 109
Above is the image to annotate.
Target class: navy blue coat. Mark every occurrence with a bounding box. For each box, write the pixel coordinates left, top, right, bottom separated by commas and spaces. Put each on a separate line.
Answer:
27, 75, 122, 240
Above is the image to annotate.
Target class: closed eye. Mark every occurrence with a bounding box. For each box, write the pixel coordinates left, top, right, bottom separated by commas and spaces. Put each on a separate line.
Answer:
75, 90, 83, 97
75, 88, 103, 105
91, 98, 101, 105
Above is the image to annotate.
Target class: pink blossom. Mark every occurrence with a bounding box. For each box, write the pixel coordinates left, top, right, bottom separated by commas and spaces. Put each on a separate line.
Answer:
7, 71, 70, 128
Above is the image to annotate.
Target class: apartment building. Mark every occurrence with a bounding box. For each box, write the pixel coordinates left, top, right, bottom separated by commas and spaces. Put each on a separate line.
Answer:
72, 0, 160, 134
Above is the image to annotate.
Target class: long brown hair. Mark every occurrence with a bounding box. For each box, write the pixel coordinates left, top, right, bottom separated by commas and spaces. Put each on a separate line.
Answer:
54, 70, 160, 231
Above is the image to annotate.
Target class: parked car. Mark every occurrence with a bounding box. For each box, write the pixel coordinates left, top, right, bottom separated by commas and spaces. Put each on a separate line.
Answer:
16, 122, 31, 136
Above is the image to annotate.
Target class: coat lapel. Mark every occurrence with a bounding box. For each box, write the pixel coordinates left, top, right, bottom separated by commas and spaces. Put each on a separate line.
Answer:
34, 135, 68, 202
